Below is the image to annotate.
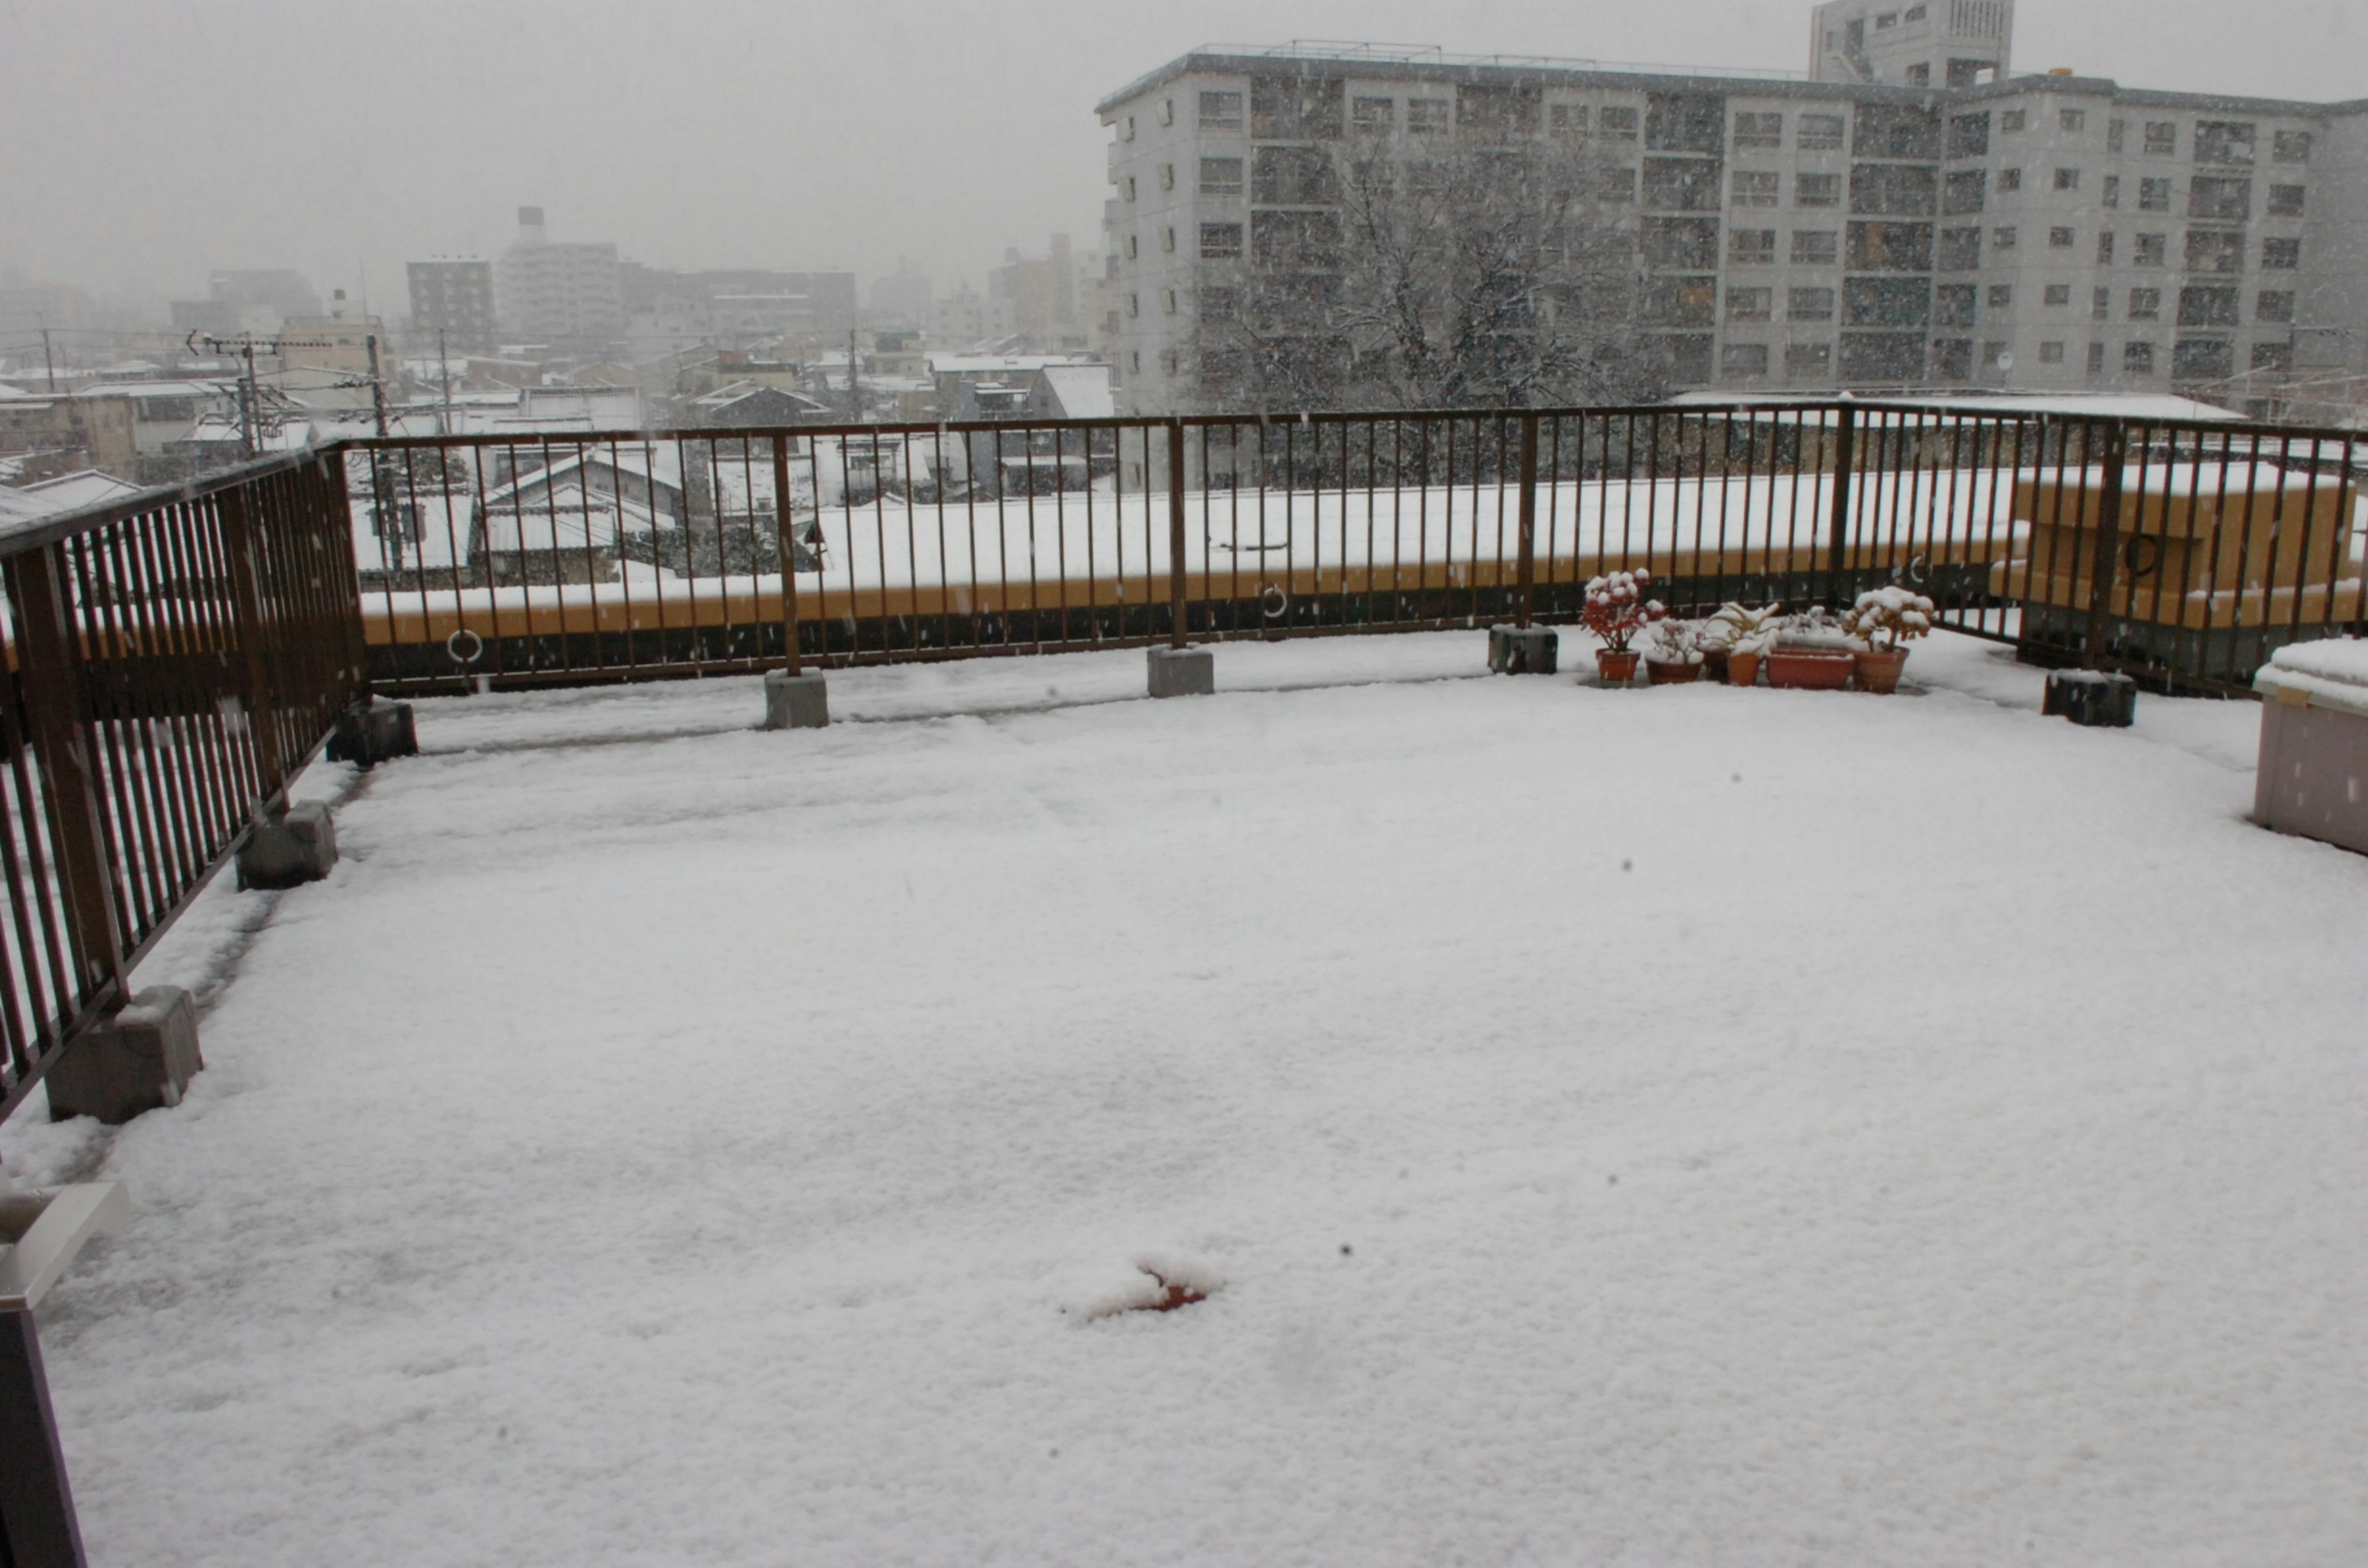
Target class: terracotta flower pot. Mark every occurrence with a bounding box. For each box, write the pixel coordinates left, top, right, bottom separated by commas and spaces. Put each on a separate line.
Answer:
1727, 650, 1762, 688
1764, 647, 1855, 690
1644, 658, 1703, 685
1854, 646, 1910, 694
1595, 648, 1640, 685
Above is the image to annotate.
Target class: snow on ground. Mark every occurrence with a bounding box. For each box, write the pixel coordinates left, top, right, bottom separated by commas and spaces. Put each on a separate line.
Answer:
7, 630, 2364, 1567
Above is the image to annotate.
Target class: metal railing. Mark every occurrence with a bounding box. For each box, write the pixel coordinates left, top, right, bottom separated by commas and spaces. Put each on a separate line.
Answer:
0, 448, 366, 1119
340, 403, 2362, 696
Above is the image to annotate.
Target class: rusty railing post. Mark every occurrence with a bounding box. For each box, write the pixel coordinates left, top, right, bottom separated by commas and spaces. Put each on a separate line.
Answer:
771, 434, 804, 676
7, 545, 130, 1012
218, 485, 287, 807
1823, 400, 1857, 605
1515, 411, 1540, 629
2081, 422, 2131, 670
1167, 418, 1188, 648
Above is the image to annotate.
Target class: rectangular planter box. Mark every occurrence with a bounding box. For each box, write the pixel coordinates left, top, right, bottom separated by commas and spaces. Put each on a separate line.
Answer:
2254, 657, 2368, 856
1765, 647, 1855, 691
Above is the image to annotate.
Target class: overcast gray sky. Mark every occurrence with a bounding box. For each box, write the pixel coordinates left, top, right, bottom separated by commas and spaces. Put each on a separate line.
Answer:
1, 0, 2358, 310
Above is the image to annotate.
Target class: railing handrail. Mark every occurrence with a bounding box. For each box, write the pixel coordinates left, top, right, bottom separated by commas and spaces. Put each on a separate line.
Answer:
0, 443, 352, 560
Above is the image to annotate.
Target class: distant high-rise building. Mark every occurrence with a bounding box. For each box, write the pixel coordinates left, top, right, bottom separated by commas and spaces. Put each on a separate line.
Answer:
169, 268, 322, 337
495, 206, 625, 351
1809, 0, 2012, 88
870, 259, 934, 327
406, 258, 496, 350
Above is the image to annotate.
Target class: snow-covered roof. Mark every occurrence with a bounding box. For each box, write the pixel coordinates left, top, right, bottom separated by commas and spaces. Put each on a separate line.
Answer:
1037, 364, 1115, 421
73, 380, 231, 401
927, 353, 1094, 377
0, 467, 147, 527
1669, 391, 2245, 424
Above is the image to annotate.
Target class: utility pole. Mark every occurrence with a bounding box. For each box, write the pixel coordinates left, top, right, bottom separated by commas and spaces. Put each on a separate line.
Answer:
184, 331, 332, 462
366, 333, 402, 573
438, 329, 454, 438
847, 326, 861, 420
38, 329, 55, 392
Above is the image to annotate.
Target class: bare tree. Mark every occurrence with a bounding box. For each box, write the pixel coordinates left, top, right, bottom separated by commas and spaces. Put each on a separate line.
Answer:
1199, 134, 1664, 413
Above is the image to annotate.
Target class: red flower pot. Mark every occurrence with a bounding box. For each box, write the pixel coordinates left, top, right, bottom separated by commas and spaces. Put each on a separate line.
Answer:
1727, 650, 1763, 688
1764, 647, 1855, 690
1596, 649, 1640, 685
1644, 658, 1703, 685
1854, 647, 1910, 694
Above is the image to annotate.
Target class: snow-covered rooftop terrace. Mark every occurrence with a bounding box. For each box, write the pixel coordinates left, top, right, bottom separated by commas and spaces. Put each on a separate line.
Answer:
7, 631, 2366, 1566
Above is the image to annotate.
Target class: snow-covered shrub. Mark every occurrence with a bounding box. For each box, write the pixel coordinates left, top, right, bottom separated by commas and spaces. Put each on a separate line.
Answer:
1645, 618, 1711, 665
1842, 586, 1936, 652
1703, 602, 1783, 656
1777, 605, 1852, 649
1582, 570, 1667, 653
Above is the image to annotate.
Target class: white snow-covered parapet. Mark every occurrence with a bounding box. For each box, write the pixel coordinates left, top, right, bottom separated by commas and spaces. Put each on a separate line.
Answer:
2256, 638, 2368, 718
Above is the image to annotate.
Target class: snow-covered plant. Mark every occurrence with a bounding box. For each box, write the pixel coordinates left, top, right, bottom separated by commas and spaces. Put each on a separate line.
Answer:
1842, 586, 1936, 652
1777, 605, 1852, 649
1581, 570, 1667, 654
1645, 618, 1709, 665
1703, 601, 1783, 656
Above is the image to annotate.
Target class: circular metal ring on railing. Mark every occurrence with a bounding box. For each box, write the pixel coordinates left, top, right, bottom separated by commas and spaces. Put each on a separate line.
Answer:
1260, 584, 1289, 620
445, 628, 485, 667
1907, 552, 1931, 585
2123, 534, 2163, 578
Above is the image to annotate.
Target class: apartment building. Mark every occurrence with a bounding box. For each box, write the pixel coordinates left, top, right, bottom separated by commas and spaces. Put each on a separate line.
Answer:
406, 258, 498, 351
496, 207, 625, 352
1098, 8, 2366, 419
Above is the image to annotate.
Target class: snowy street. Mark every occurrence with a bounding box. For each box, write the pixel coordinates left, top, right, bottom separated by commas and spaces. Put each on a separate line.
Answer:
7, 630, 2364, 1566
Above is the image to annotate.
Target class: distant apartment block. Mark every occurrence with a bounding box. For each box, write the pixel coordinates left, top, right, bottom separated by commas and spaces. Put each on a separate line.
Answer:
406, 258, 497, 351
496, 207, 625, 351
1098, 4, 2367, 419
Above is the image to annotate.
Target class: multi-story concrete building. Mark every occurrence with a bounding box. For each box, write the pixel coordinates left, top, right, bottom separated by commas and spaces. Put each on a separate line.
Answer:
406, 258, 497, 351
496, 207, 625, 353
1098, 7, 2366, 421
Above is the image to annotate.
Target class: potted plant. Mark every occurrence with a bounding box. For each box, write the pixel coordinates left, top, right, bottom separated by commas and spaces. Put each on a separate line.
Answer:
1582, 570, 1666, 686
1840, 585, 1935, 694
1703, 602, 1782, 688
1643, 618, 1709, 684
1764, 606, 1856, 691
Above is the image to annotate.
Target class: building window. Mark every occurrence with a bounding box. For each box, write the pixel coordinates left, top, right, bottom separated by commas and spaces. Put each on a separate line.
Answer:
2144, 120, 2177, 156
2262, 237, 2301, 270
1791, 229, 1840, 265
1721, 343, 1772, 377
2266, 183, 2306, 217
1944, 170, 1986, 213
1127, 293, 1140, 318
2044, 283, 2073, 306
1998, 166, 2022, 192
1727, 286, 1774, 320
2129, 287, 2163, 319
1160, 348, 1178, 374
1906, 63, 1930, 86
1734, 111, 1782, 149
2000, 109, 2027, 134
1199, 158, 1243, 196
2177, 286, 2240, 326
2087, 341, 2107, 373
1598, 167, 1637, 202
1988, 284, 2013, 308
1730, 229, 1777, 265
2174, 338, 2234, 379
2137, 178, 2171, 212
1796, 112, 1843, 150
1158, 163, 1175, 191
1159, 98, 1174, 126
2185, 230, 2245, 273
2093, 287, 2112, 319
1128, 350, 1141, 374
1162, 226, 1175, 252
1163, 289, 1177, 314
1407, 98, 1450, 135
1993, 225, 2017, 248
2125, 341, 2155, 373
1200, 91, 1243, 128
1600, 105, 1640, 142
1795, 173, 1841, 208
1125, 234, 1138, 259
2060, 109, 2086, 133
2039, 341, 2066, 364
1788, 285, 1836, 321
2107, 118, 2126, 152
1983, 340, 2011, 368
1938, 226, 1983, 269
2188, 176, 2251, 221
1785, 342, 1833, 379
1934, 283, 1976, 326
1948, 112, 1991, 158
2097, 232, 2115, 264
1732, 171, 1780, 208
2194, 120, 2256, 164
2049, 226, 2076, 248
1124, 115, 1136, 142
1124, 176, 1137, 202
2256, 289, 2295, 322
2102, 174, 2121, 209
1352, 97, 1394, 134
1548, 104, 1587, 136
1199, 222, 1243, 260
2251, 340, 2292, 372
2054, 167, 2080, 191
2273, 130, 2312, 163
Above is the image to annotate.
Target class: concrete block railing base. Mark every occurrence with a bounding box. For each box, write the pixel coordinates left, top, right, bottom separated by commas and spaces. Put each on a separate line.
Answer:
763, 670, 829, 729
326, 699, 417, 768
2042, 670, 2137, 728
46, 985, 203, 1125
1148, 646, 1214, 698
1488, 625, 1559, 675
